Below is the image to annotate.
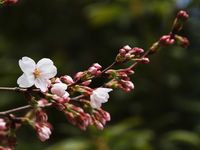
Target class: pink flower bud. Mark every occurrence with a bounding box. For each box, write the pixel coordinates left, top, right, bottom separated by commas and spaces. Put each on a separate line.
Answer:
119, 48, 126, 55
99, 109, 111, 121
0, 118, 6, 130
35, 124, 52, 142
177, 10, 189, 21
160, 35, 175, 46
88, 66, 98, 74
93, 63, 102, 70
3, 0, 18, 4
60, 75, 74, 84
141, 57, 150, 64
125, 53, 131, 58
123, 45, 132, 51
0, 146, 12, 150
56, 97, 70, 103
94, 120, 104, 130
131, 47, 144, 54
175, 35, 190, 48
74, 72, 84, 81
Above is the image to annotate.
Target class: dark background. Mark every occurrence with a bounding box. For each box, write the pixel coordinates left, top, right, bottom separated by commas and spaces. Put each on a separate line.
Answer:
0, 0, 200, 149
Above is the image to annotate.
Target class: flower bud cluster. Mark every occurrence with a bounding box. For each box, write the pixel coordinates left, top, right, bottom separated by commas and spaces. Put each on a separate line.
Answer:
73, 63, 102, 85
159, 34, 189, 48
63, 103, 111, 131
105, 69, 135, 92
116, 45, 145, 63
92, 109, 111, 130
34, 110, 52, 142
64, 104, 92, 131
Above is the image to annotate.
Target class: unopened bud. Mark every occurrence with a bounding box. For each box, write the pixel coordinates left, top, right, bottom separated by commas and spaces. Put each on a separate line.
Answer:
2, 0, 18, 4
74, 72, 84, 81
93, 63, 102, 70
94, 120, 104, 130
141, 57, 150, 64
0, 118, 7, 130
175, 35, 189, 48
88, 66, 97, 74
150, 42, 160, 54
131, 47, 144, 54
119, 48, 126, 55
177, 10, 189, 21
172, 10, 189, 32
60, 75, 74, 84
159, 35, 175, 46
123, 45, 132, 51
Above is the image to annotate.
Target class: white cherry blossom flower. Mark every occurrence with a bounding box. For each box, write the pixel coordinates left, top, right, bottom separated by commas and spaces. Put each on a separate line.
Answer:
90, 87, 112, 109
17, 57, 57, 92
51, 82, 69, 99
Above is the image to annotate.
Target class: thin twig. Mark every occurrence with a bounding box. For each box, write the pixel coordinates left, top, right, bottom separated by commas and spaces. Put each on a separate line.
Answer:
0, 95, 85, 116
0, 87, 40, 92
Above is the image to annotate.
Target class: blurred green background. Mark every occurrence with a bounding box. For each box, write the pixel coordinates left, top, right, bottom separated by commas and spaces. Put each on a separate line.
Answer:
0, 0, 200, 150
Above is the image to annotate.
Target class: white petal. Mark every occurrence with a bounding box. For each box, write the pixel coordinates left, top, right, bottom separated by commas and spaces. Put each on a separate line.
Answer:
90, 95, 102, 109
93, 92, 107, 103
37, 58, 57, 79
19, 57, 36, 74
17, 74, 35, 88
63, 92, 70, 99
35, 78, 49, 92
41, 66, 57, 79
96, 88, 113, 93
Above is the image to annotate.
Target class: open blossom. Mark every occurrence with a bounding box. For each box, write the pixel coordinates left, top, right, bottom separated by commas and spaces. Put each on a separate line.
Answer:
17, 57, 57, 92
90, 88, 112, 109
51, 82, 69, 99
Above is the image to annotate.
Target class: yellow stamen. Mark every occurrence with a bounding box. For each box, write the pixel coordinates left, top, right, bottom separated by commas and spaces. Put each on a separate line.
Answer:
33, 68, 41, 78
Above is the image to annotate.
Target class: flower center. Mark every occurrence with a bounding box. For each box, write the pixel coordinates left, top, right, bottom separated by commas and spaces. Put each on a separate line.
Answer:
33, 68, 41, 78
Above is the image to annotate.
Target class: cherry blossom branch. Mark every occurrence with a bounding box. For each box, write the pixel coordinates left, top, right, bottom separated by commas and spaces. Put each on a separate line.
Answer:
0, 9, 190, 149
0, 10, 190, 119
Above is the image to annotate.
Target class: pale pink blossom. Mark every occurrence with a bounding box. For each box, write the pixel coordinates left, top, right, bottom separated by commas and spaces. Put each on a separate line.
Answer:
90, 88, 112, 109
17, 57, 57, 92
51, 82, 69, 99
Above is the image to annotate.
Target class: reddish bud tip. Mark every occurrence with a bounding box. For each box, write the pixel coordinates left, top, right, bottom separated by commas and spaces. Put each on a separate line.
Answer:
159, 35, 175, 46
177, 10, 189, 21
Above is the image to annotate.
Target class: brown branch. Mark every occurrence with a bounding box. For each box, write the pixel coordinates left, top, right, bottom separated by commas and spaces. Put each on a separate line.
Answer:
0, 87, 40, 93
0, 105, 32, 116
0, 95, 85, 116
